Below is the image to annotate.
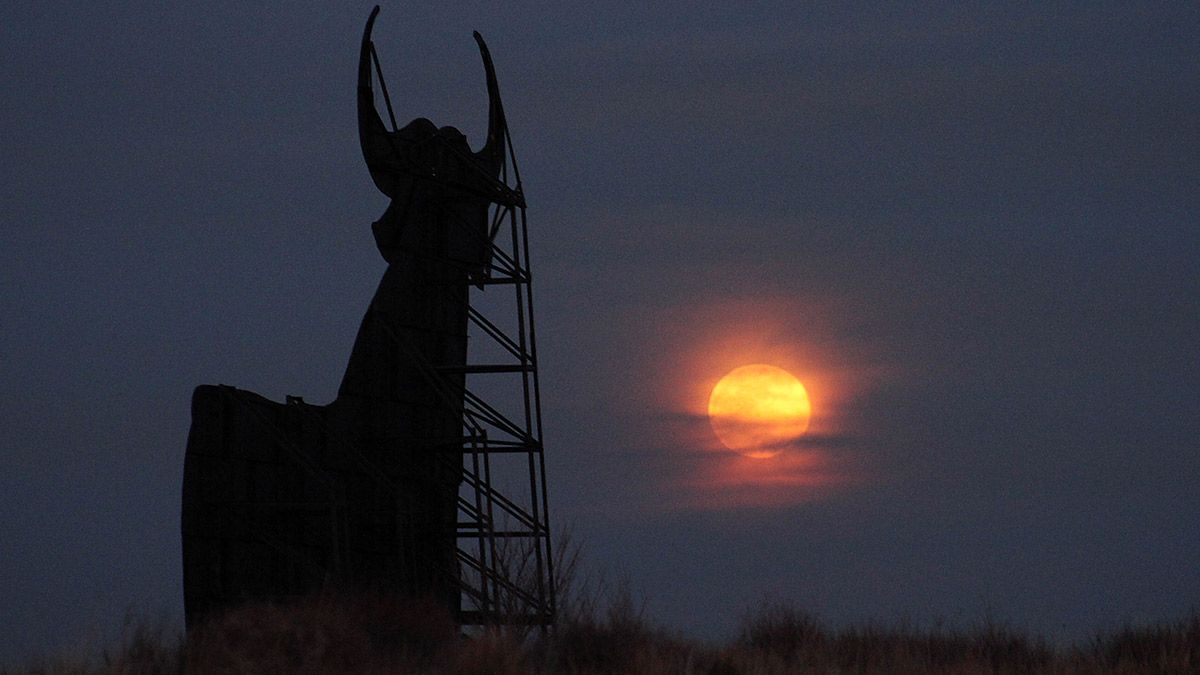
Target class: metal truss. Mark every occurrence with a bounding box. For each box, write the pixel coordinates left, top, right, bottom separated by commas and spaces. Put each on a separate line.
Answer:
453, 188, 555, 628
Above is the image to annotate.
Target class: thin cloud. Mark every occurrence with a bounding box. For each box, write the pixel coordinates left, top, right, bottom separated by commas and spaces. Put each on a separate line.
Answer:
655, 410, 858, 453
626, 410, 867, 511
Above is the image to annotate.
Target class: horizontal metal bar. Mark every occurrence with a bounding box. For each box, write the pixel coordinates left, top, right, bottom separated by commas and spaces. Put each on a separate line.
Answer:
456, 529, 544, 538
435, 363, 533, 374
456, 274, 526, 286
461, 444, 542, 454
457, 610, 552, 627
467, 438, 542, 449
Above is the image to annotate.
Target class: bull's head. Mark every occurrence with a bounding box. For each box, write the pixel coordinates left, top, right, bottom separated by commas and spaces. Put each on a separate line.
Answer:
358, 7, 512, 270
358, 7, 506, 194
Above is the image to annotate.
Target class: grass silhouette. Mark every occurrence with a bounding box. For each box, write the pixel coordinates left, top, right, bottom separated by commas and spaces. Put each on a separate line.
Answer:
5, 532, 1198, 673
7, 596, 1199, 674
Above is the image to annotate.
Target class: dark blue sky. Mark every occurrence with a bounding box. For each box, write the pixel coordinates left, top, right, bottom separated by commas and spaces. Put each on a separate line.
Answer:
2, 1, 1197, 662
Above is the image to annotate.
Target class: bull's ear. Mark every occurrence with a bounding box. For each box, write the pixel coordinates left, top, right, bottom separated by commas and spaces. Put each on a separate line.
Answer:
358, 6, 399, 198
472, 31, 506, 176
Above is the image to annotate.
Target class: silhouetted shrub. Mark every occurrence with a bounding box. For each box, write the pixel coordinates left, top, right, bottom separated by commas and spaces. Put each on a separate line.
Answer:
738, 602, 827, 662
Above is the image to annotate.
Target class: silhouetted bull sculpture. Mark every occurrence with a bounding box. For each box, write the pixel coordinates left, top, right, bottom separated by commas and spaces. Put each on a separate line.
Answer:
181, 6, 515, 626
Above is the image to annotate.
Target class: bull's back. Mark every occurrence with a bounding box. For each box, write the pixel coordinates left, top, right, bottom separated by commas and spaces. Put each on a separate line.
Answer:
181, 385, 342, 625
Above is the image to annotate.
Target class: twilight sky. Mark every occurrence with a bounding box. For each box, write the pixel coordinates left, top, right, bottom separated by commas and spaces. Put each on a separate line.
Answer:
2, 1, 1197, 662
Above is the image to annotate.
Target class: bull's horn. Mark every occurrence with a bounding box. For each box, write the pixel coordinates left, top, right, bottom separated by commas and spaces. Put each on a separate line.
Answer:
472, 31, 506, 174
358, 5, 398, 197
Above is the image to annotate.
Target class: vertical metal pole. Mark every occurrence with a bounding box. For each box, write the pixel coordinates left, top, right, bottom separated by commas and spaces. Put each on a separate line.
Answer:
509, 203, 549, 628
521, 205, 555, 621
468, 432, 491, 619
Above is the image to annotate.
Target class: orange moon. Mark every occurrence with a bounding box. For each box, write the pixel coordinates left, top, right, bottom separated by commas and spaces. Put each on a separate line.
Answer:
707, 364, 812, 458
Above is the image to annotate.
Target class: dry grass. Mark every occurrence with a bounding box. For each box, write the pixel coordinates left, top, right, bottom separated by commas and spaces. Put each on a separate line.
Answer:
7, 547, 1199, 675
7, 598, 1199, 674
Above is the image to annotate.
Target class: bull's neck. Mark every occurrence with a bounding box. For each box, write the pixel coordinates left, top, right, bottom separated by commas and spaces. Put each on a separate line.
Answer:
336, 193, 486, 407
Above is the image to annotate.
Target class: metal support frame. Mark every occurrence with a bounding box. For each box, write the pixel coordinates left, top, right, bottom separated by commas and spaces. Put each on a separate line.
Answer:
452, 190, 555, 628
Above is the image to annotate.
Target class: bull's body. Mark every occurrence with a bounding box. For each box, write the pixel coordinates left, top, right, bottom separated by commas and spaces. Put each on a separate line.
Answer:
181, 6, 507, 626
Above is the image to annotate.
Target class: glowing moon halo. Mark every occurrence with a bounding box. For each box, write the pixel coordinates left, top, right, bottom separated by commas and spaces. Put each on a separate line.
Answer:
707, 364, 811, 458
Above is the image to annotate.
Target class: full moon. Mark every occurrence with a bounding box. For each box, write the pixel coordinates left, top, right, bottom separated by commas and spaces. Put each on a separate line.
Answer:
707, 364, 812, 458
